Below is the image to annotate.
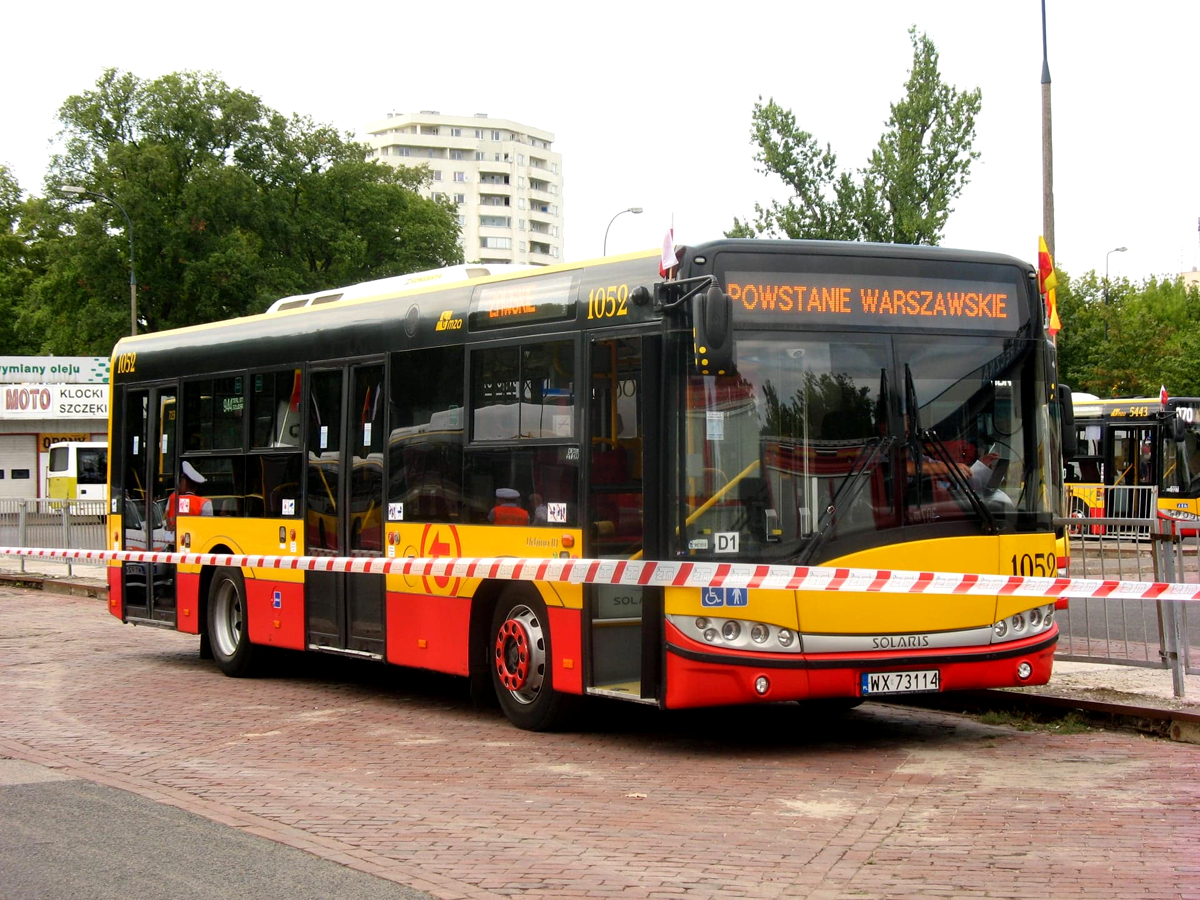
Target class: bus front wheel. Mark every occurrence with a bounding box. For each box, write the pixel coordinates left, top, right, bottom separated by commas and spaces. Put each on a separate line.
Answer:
207, 567, 257, 677
489, 589, 574, 731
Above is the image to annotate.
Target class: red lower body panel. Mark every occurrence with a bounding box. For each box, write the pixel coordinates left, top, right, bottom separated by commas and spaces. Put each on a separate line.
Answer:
386, 592, 472, 675
546, 606, 582, 695
663, 621, 1057, 709
246, 580, 306, 650
176, 572, 202, 634
107, 566, 123, 619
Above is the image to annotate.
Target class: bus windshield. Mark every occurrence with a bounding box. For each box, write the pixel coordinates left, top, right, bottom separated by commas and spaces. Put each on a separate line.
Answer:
678, 333, 1053, 562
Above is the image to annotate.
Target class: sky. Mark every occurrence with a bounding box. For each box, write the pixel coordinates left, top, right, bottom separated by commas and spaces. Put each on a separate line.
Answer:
4, 0, 1198, 284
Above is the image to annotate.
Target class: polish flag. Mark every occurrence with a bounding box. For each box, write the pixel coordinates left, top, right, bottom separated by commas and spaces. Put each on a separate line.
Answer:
659, 228, 678, 277
1160, 385, 1169, 406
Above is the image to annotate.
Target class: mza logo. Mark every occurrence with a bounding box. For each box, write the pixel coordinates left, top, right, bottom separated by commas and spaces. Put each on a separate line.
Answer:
435, 310, 463, 331
419, 523, 462, 595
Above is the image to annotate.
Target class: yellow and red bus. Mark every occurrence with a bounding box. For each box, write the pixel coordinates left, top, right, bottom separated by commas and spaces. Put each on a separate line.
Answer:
106, 239, 1067, 729
1066, 393, 1200, 532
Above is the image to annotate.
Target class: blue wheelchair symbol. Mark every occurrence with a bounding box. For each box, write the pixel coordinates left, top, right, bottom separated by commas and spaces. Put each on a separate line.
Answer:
701, 587, 748, 607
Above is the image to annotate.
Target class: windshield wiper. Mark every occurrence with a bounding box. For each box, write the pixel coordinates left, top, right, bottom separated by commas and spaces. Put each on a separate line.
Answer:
903, 363, 998, 535
918, 428, 999, 534
798, 435, 895, 564
799, 368, 894, 565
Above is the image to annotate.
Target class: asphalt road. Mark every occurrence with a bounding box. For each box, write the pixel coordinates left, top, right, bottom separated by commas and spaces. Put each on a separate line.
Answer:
0, 759, 431, 900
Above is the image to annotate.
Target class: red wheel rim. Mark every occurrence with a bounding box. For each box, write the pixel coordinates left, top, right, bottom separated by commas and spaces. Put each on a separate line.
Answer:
495, 619, 531, 690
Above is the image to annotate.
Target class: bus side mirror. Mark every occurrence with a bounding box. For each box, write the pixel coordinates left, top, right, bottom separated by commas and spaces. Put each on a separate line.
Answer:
1058, 383, 1078, 459
1173, 416, 1187, 442
691, 284, 735, 375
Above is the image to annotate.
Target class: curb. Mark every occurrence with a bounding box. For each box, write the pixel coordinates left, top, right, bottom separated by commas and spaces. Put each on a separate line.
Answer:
884, 688, 1200, 744
0, 572, 107, 600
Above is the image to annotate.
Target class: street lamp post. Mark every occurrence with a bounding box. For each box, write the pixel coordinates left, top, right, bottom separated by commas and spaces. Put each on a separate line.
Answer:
1104, 246, 1127, 341
61, 185, 138, 336
603, 207, 643, 256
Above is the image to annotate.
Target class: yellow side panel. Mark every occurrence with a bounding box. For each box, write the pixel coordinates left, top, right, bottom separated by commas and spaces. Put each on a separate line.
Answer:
47, 477, 75, 500
664, 586, 799, 628
801, 533, 1059, 633
386, 523, 585, 610
175, 517, 306, 583
1160, 496, 1200, 515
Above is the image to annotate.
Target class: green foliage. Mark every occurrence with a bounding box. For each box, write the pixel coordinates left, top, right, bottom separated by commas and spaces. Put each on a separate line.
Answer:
730, 28, 981, 245
1055, 267, 1200, 397
10, 68, 463, 355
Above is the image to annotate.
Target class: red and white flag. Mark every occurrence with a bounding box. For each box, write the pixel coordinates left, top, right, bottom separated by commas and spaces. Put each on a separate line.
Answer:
659, 228, 678, 277
1161, 385, 1169, 406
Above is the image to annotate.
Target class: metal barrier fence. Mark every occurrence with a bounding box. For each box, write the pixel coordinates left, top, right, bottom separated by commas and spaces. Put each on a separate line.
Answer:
1065, 483, 1159, 539
1056, 510, 1193, 697
0, 499, 107, 577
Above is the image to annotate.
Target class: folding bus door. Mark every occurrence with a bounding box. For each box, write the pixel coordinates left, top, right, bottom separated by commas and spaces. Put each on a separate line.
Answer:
585, 335, 661, 700
305, 363, 386, 657
120, 385, 177, 623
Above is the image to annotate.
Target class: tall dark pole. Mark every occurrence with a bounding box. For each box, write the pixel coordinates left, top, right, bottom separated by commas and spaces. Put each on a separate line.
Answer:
1041, 0, 1055, 257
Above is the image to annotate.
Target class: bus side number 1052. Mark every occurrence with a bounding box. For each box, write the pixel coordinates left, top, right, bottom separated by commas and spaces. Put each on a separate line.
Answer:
1011, 552, 1056, 576
587, 284, 629, 320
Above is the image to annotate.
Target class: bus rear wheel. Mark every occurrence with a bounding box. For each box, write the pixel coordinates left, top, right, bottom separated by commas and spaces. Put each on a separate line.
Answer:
207, 567, 257, 677
489, 590, 574, 731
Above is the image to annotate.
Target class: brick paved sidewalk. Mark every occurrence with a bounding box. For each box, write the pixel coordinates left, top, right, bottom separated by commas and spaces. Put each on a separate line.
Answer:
2, 587, 1199, 899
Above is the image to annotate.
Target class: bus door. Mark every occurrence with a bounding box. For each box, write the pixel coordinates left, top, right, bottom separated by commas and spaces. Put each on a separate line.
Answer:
1107, 425, 1156, 519
585, 335, 660, 700
120, 385, 177, 623
304, 363, 387, 658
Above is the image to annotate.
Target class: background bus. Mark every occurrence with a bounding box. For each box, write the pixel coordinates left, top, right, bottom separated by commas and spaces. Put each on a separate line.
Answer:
1066, 393, 1200, 531
47, 441, 108, 502
106, 239, 1067, 730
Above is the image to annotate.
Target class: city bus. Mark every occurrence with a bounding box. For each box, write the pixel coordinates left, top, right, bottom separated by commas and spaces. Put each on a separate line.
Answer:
105, 239, 1067, 730
47, 441, 108, 501
1066, 393, 1200, 531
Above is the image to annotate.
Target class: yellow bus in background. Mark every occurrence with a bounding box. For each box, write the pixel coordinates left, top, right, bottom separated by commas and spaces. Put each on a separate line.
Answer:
47, 441, 108, 501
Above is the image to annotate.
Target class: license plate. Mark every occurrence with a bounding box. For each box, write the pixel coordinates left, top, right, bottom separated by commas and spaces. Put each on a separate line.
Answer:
860, 669, 940, 696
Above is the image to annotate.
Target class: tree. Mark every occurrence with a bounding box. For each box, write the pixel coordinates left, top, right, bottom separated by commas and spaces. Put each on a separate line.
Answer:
0, 166, 51, 353
730, 28, 981, 245
20, 68, 462, 354
1055, 268, 1200, 397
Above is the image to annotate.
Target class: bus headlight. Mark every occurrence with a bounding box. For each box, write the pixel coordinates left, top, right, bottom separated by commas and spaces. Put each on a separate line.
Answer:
993, 604, 1056, 643
722, 620, 741, 641
751, 623, 770, 644
777, 628, 794, 648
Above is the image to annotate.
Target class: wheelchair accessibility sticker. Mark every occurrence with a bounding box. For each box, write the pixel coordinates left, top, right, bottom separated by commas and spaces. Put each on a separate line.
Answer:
701, 587, 748, 607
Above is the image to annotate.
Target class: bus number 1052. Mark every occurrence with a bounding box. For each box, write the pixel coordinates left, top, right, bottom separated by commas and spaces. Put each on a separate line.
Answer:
587, 284, 630, 320
1010, 552, 1055, 576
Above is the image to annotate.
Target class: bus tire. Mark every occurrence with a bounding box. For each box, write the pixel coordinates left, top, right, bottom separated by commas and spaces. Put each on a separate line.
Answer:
207, 567, 257, 678
489, 588, 574, 731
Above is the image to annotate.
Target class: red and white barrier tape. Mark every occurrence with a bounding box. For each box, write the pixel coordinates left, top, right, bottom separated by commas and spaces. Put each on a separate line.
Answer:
2, 546, 1199, 603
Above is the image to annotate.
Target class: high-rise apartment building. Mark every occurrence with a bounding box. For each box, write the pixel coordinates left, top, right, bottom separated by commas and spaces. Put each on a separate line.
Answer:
363, 111, 564, 266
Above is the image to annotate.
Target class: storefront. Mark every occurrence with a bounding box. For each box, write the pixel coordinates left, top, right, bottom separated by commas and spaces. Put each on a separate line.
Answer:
0, 357, 109, 499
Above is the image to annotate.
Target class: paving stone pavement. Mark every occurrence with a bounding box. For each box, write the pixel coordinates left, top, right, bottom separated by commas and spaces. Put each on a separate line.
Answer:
1, 585, 1199, 899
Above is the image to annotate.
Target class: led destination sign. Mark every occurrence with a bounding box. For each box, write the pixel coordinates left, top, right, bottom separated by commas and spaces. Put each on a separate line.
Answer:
725, 272, 1024, 332
469, 273, 577, 331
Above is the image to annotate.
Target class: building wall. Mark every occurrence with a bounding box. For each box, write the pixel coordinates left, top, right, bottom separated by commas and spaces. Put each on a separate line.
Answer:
362, 112, 564, 266
1182, 269, 1200, 290
0, 357, 110, 498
